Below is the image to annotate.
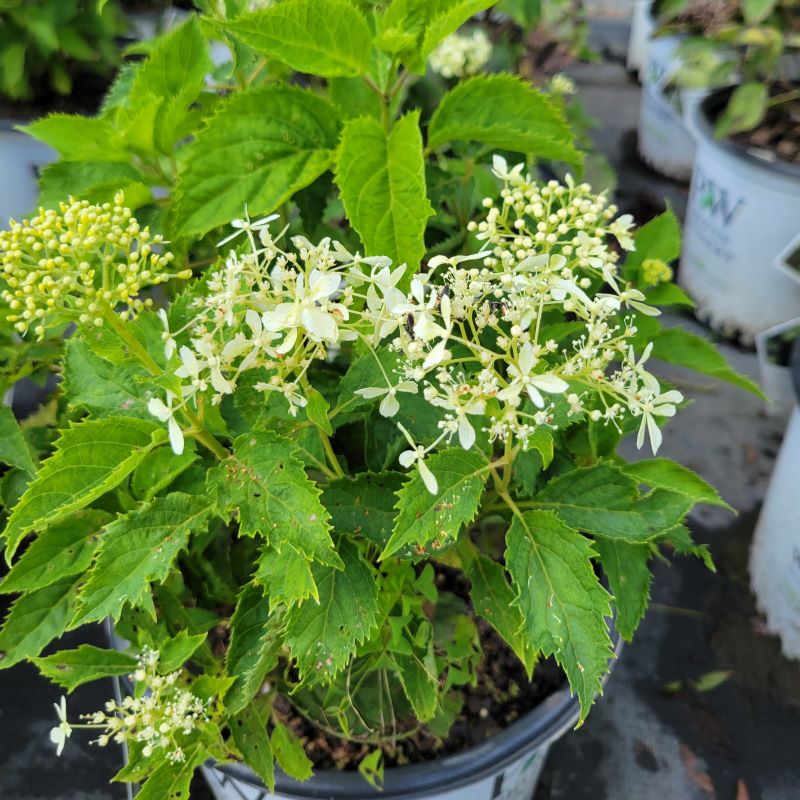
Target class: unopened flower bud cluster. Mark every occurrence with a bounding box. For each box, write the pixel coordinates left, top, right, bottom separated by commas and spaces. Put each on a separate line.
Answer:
429, 28, 492, 79
0, 194, 189, 337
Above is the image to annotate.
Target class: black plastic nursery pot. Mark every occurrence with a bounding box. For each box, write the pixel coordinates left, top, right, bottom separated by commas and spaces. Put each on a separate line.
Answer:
199, 627, 624, 800
679, 87, 800, 339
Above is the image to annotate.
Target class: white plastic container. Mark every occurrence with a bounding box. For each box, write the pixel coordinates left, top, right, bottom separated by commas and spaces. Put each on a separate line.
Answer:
680, 91, 800, 339
627, 0, 655, 78
637, 34, 698, 181
755, 317, 800, 413
750, 405, 800, 661
0, 123, 54, 227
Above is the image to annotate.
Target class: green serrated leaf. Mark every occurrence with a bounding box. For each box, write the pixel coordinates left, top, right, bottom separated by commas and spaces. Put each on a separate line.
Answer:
173, 83, 340, 240
382, 448, 489, 560
0, 404, 35, 475
358, 749, 384, 789
305, 385, 332, 434
3, 417, 167, 563
715, 82, 768, 138
0, 577, 80, 668
158, 630, 208, 673
336, 111, 434, 277
623, 209, 681, 278
535, 462, 693, 542
134, 740, 208, 800
32, 645, 138, 692
505, 509, 612, 721
0, 510, 108, 595
36, 161, 150, 209
651, 327, 765, 398
285, 540, 380, 683
594, 538, 651, 641
228, 702, 275, 792
623, 458, 729, 509
130, 446, 199, 502
63, 338, 150, 419
395, 623, 439, 720
208, 430, 340, 568
226, 583, 280, 714
254, 542, 318, 607
127, 16, 211, 156
321, 471, 403, 547
271, 721, 313, 782
220, 0, 373, 77
459, 539, 536, 673
71, 493, 213, 627
427, 73, 581, 164
19, 114, 128, 162
420, 0, 496, 62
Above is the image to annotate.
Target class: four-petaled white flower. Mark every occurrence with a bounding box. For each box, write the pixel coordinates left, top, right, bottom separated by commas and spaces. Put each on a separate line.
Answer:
608, 214, 635, 250
262, 269, 344, 351
355, 381, 418, 417
430, 385, 486, 449
148, 391, 185, 455
635, 386, 683, 454
397, 424, 438, 494
217, 211, 279, 247
497, 343, 569, 408
598, 287, 660, 317
49, 696, 72, 757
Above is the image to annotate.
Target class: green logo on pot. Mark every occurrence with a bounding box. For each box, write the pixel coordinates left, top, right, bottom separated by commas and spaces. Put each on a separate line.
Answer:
693, 167, 745, 227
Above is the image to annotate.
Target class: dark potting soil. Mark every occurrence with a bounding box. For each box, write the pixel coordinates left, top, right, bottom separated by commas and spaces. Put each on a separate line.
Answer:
731, 86, 800, 167
0, 72, 113, 123
273, 620, 565, 772
653, 0, 739, 33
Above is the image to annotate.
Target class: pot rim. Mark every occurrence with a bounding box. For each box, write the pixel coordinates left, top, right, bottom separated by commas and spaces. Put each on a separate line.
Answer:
211, 625, 623, 799
693, 87, 800, 181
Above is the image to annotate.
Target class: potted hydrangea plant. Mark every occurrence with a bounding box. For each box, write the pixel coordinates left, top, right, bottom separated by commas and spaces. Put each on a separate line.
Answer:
677, 1, 800, 338
0, 148, 761, 798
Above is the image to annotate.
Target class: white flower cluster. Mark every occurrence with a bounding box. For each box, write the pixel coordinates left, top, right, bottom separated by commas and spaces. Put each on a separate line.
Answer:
429, 28, 492, 79
50, 648, 209, 764
149, 162, 682, 493
149, 214, 408, 455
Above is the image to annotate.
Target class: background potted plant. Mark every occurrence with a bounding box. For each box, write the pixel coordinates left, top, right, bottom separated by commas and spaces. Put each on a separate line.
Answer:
677, 2, 800, 338
636, 0, 741, 181
0, 0, 127, 227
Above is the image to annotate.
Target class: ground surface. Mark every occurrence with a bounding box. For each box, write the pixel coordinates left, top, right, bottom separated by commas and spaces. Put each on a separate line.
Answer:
1, 12, 799, 800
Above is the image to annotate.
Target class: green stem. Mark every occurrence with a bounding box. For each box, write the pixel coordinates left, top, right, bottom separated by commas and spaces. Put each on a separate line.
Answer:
103, 310, 230, 461
767, 87, 800, 107
319, 429, 345, 479
183, 407, 230, 461
103, 310, 162, 376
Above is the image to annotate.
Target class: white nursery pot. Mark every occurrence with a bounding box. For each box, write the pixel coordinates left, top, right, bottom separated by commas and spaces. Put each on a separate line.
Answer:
627, 0, 655, 77
755, 318, 800, 413
750, 405, 800, 660
680, 90, 800, 339
637, 34, 698, 181
0, 122, 54, 228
